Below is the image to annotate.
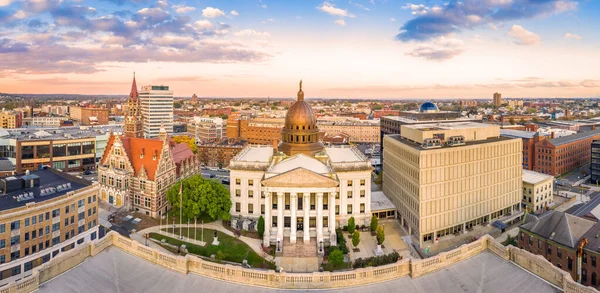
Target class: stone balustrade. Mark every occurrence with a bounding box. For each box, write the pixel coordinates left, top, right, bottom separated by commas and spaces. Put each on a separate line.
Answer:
2, 231, 599, 292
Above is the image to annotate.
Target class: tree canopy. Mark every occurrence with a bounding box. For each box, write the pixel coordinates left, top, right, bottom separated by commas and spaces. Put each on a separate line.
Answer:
167, 175, 232, 222
173, 135, 197, 154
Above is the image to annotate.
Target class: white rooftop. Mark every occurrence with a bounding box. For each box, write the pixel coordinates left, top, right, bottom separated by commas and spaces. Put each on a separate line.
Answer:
234, 146, 273, 163
325, 147, 366, 163
371, 191, 396, 212
523, 170, 553, 184
266, 154, 329, 177
405, 122, 494, 131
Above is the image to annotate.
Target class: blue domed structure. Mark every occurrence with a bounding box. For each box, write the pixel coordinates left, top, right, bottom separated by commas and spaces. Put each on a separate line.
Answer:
419, 102, 439, 113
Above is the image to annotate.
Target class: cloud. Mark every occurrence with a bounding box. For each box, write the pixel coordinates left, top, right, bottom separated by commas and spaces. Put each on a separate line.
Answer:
317, 2, 354, 18
261, 4, 267, 9
334, 19, 345, 26
233, 29, 270, 37
396, 0, 577, 42
193, 19, 213, 30
230, 10, 238, 16
261, 18, 274, 24
202, 7, 225, 18
0, 38, 29, 53
156, 0, 167, 8
563, 32, 581, 40
389, 18, 396, 22
353, 3, 370, 11
508, 25, 540, 45
0, 0, 14, 7
406, 37, 464, 60
172, 4, 194, 14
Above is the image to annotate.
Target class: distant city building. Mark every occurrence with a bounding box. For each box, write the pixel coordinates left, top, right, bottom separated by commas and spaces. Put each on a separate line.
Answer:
317, 120, 379, 143
187, 117, 226, 143
22, 117, 66, 128
202, 107, 231, 117
191, 94, 198, 105
372, 109, 400, 119
395, 102, 464, 121
227, 115, 284, 145
0, 126, 121, 173
69, 107, 109, 125
197, 140, 246, 168
320, 132, 350, 145
507, 100, 524, 108
139, 85, 173, 138
522, 170, 554, 213
493, 92, 502, 107
383, 122, 522, 246
41, 105, 68, 116
458, 100, 478, 107
0, 111, 22, 129
0, 168, 99, 283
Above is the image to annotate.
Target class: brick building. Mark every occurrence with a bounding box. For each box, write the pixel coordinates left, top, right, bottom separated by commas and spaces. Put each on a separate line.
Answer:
202, 107, 231, 117
534, 129, 600, 176
197, 140, 246, 168
0, 111, 22, 129
372, 109, 400, 119
227, 115, 284, 145
69, 107, 109, 125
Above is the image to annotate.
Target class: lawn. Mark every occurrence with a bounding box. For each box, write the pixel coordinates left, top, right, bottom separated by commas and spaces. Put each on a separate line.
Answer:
165, 209, 217, 225
150, 228, 275, 269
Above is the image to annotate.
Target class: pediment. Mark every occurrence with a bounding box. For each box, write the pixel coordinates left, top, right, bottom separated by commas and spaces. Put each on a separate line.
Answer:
262, 167, 338, 188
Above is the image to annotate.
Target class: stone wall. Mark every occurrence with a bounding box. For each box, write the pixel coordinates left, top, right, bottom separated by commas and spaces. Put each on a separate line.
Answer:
3, 231, 600, 292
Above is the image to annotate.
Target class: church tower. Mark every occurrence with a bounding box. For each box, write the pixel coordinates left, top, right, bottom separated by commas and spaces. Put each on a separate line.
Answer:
124, 73, 144, 138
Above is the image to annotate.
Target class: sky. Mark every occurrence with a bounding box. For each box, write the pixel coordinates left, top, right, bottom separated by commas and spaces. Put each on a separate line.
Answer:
0, 0, 599, 99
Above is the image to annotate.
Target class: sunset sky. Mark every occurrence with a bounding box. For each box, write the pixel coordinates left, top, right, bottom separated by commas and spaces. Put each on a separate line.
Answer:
0, 0, 599, 99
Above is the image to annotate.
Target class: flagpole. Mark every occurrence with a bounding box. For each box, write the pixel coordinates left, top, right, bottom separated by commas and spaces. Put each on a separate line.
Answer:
179, 182, 183, 240
166, 214, 169, 236
201, 220, 204, 244
195, 218, 197, 242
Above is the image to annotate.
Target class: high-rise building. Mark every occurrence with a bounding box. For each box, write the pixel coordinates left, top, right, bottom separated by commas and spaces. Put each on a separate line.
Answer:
493, 92, 502, 107
139, 85, 173, 138
191, 94, 198, 105
383, 122, 522, 246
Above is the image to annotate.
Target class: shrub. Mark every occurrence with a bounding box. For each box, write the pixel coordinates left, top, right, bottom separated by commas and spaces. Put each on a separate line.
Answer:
352, 251, 400, 269
336, 228, 350, 254
328, 249, 344, 266
348, 217, 356, 234
376, 226, 385, 245
370, 215, 378, 232
257, 216, 265, 236
352, 231, 360, 248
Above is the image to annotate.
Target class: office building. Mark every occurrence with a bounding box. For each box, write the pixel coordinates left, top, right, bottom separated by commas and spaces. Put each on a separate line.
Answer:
383, 122, 522, 246
139, 84, 173, 138
493, 92, 502, 107
0, 168, 98, 284
197, 140, 246, 168
22, 117, 66, 128
69, 107, 109, 125
318, 120, 380, 143
227, 115, 284, 145
187, 117, 226, 143
0, 111, 22, 129
229, 82, 372, 251
522, 170, 554, 213
593, 140, 600, 185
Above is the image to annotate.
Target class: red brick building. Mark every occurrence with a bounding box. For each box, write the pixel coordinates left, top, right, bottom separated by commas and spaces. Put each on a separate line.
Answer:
202, 107, 231, 116
373, 109, 400, 119
534, 129, 600, 176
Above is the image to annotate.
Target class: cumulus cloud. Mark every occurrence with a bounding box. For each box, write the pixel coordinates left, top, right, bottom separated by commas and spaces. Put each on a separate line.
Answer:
396, 0, 577, 42
389, 18, 396, 22
260, 4, 267, 9
0, 0, 14, 7
172, 4, 194, 14
193, 19, 213, 30
156, 0, 167, 8
202, 7, 225, 18
508, 25, 540, 45
406, 36, 465, 60
230, 10, 239, 16
233, 29, 270, 37
318, 2, 354, 18
334, 19, 345, 26
564, 32, 581, 40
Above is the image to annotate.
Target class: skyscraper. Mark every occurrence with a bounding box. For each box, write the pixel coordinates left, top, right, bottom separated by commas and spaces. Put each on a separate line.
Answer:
493, 92, 502, 107
139, 85, 174, 138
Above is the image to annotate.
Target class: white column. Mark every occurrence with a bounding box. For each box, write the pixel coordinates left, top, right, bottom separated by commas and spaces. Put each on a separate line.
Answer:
329, 192, 336, 246
291, 192, 297, 243
263, 191, 270, 246
277, 192, 283, 241
317, 192, 323, 243
304, 193, 310, 243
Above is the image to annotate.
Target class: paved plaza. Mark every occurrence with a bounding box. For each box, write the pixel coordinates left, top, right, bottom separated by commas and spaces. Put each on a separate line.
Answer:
38, 247, 559, 293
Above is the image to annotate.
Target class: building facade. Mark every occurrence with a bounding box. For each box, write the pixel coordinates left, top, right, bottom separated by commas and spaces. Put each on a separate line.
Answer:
318, 120, 380, 143
533, 129, 600, 176
22, 117, 66, 128
197, 140, 246, 168
591, 140, 600, 185
0, 111, 22, 129
69, 107, 109, 125
383, 122, 522, 246
229, 82, 372, 252
227, 115, 285, 145
139, 85, 173, 138
187, 117, 226, 143
0, 169, 98, 277
522, 170, 554, 213
493, 92, 502, 107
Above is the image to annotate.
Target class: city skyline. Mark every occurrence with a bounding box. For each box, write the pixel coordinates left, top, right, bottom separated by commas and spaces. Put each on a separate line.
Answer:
0, 0, 599, 98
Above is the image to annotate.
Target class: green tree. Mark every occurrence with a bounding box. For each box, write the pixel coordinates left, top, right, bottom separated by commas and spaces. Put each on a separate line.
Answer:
532, 117, 539, 123
370, 215, 378, 232
519, 118, 525, 125
167, 175, 232, 222
173, 135, 198, 154
376, 226, 385, 245
328, 248, 344, 266
257, 215, 265, 236
508, 117, 516, 125
352, 231, 360, 248
347, 217, 356, 234
174, 102, 183, 109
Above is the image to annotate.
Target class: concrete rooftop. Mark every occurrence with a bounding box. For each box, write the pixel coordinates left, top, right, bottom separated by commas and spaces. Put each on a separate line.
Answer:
38, 247, 558, 293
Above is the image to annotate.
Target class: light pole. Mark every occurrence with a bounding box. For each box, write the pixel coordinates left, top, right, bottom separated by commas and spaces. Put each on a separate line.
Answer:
277, 239, 280, 252
319, 240, 323, 253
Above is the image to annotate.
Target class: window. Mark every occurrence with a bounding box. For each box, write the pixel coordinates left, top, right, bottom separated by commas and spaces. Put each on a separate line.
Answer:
310, 194, 315, 210
52, 223, 60, 232
323, 216, 328, 228
360, 179, 365, 186
557, 248, 562, 259
248, 190, 254, 198
236, 179, 241, 185
568, 257, 573, 271
335, 205, 339, 215
528, 236, 532, 246
285, 193, 290, 210
272, 216, 278, 227
236, 202, 241, 212
347, 180, 353, 187
284, 217, 291, 228
45, 226, 50, 235
360, 190, 365, 198
360, 203, 365, 213
583, 253, 587, 264
52, 208, 60, 218
593, 256, 597, 267
78, 199, 84, 208
144, 198, 151, 208
272, 195, 277, 209
520, 232, 523, 241
248, 179, 254, 186
140, 179, 146, 191
0, 239, 4, 248
10, 235, 20, 245
248, 204, 254, 214
347, 204, 353, 214
261, 204, 265, 215
309, 217, 316, 228
593, 272, 597, 286
32, 230, 36, 239
347, 191, 353, 199
235, 189, 241, 197
323, 196, 328, 210
0, 255, 4, 264
10, 220, 19, 230
335, 193, 339, 199
0, 224, 4, 233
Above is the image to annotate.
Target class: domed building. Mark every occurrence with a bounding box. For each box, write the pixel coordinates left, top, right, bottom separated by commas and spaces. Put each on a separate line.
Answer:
419, 102, 440, 113
228, 81, 376, 256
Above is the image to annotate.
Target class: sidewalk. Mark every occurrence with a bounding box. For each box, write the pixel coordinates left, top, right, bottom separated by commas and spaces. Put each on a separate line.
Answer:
131, 221, 274, 262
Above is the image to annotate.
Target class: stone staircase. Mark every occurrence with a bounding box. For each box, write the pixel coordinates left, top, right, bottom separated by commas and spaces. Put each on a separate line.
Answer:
282, 238, 317, 257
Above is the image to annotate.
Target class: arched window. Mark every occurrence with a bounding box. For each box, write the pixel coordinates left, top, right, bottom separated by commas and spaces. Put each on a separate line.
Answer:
302, 126, 305, 130
296, 126, 299, 130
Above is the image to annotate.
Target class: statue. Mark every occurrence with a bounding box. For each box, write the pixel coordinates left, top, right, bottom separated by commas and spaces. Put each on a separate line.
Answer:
299, 79, 302, 91
212, 230, 219, 245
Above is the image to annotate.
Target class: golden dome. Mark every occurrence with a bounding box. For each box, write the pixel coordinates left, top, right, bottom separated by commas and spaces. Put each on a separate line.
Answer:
278, 80, 324, 156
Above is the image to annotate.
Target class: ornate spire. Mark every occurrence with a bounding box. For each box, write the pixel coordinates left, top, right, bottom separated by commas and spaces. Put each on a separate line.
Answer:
297, 79, 304, 101
129, 72, 138, 101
